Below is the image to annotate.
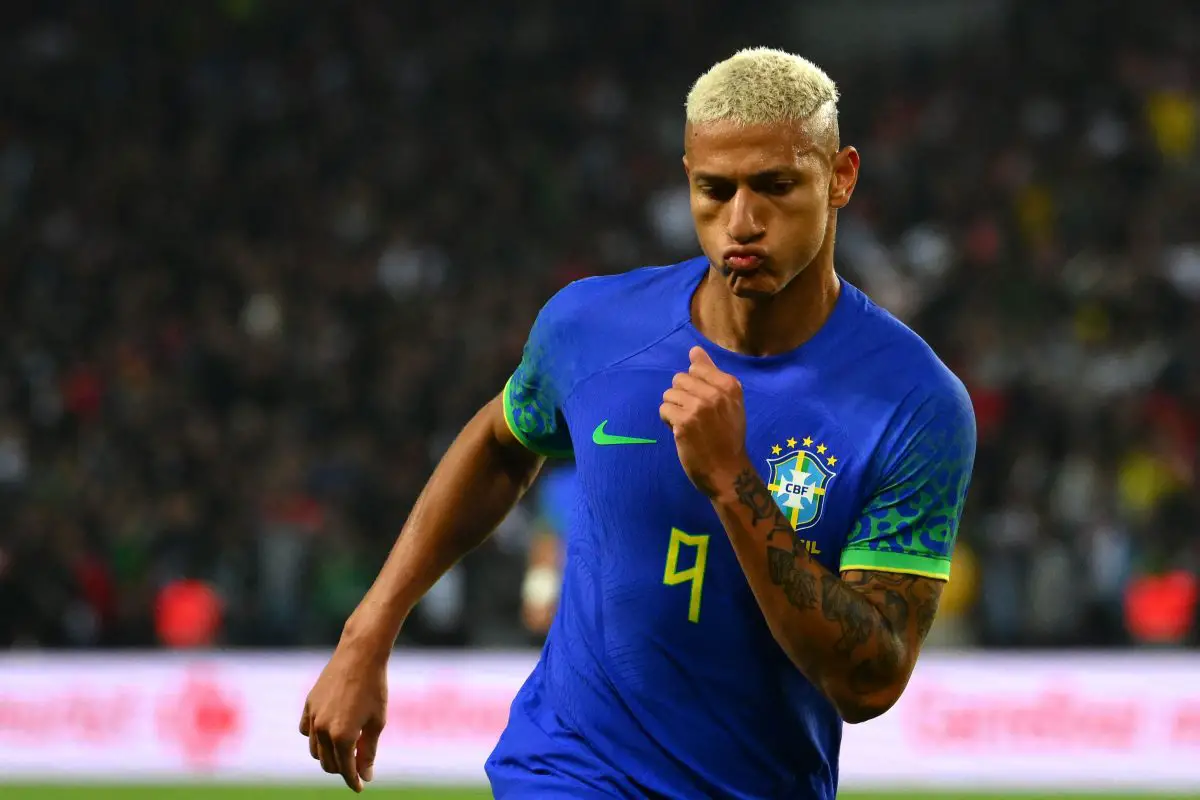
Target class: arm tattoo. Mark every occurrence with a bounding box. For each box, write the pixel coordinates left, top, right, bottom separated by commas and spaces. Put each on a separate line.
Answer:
915, 589, 938, 641
819, 573, 875, 655
767, 547, 819, 610
740, 469, 821, 609
734, 469, 780, 523
729, 467, 944, 698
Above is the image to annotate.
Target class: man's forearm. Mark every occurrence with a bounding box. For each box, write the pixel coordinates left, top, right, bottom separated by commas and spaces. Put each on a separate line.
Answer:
343, 396, 543, 656
708, 461, 919, 722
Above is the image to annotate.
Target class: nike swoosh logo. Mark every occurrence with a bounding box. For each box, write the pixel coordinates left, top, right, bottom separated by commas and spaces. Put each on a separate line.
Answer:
592, 420, 657, 446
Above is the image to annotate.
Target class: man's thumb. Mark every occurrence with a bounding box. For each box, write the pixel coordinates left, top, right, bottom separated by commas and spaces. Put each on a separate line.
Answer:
689, 346, 715, 367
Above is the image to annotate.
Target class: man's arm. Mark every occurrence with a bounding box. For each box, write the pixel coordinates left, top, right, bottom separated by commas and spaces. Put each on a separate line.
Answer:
710, 467, 941, 723
304, 281, 582, 792
341, 393, 544, 653
301, 394, 543, 792
661, 346, 972, 724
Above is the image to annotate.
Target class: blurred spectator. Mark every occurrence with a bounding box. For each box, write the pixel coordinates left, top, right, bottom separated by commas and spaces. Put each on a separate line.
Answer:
1125, 571, 1199, 646
520, 463, 576, 639
155, 578, 223, 649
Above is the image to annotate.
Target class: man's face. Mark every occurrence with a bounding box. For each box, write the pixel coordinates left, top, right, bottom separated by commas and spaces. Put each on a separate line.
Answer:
684, 119, 859, 298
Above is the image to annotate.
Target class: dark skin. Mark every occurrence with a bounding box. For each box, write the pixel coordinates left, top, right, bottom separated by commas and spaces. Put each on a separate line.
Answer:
300, 396, 545, 791
299, 104, 943, 793
684, 109, 847, 353
662, 107, 944, 722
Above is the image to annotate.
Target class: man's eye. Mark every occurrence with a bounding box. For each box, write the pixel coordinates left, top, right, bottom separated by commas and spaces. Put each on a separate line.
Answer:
768, 181, 794, 195
699, 184, 733, 201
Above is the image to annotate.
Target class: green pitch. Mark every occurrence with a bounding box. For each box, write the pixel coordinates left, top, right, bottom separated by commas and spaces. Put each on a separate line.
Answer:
0, 787, 1191, 800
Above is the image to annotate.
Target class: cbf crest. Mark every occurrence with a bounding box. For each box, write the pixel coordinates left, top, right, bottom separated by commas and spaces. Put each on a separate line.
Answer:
766, 436, 838, 531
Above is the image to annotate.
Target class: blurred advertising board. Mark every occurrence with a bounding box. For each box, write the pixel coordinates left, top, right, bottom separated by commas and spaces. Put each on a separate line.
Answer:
0, 651, 1196, 790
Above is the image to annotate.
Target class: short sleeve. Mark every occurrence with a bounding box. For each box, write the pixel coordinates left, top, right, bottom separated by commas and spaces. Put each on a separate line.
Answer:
502, 291, 577, 458
839, 388, 976, 581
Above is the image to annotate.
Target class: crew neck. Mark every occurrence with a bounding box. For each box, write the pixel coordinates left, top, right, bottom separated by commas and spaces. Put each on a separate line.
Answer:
676, 257, 854, 370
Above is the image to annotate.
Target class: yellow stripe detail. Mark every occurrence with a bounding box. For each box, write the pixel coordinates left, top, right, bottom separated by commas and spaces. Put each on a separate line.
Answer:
500, 377, 531, 444
838, 564, 951, 581
789, 452, 805, 527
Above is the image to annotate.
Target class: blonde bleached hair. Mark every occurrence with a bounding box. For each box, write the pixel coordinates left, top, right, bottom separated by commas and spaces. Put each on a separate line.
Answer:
686, 47, 839, 128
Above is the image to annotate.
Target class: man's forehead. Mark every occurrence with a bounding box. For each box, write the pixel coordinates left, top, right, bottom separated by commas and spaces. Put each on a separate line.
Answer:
685, 120, 826, 171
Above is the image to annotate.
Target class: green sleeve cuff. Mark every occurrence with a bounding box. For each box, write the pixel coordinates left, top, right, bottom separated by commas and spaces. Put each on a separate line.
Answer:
502, 377, 573, 459
839, 548, 951, 581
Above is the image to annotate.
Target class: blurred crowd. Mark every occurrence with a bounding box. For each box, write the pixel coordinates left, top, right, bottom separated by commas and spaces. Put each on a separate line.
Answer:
0, 0, 1197, 650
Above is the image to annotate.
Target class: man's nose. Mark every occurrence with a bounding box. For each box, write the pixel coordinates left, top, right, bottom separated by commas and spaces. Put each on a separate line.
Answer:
727, 188, 765, 243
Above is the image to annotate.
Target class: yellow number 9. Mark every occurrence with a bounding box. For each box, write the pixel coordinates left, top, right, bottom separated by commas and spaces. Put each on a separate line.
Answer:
663, 528, 709, 623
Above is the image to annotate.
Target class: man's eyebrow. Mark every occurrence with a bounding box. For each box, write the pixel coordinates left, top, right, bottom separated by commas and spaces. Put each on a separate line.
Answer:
691, 167, 798, 182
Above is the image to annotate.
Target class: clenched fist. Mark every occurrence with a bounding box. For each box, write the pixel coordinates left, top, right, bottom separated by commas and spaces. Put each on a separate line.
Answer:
660, 346, 752, 497
299, 641, 389, 792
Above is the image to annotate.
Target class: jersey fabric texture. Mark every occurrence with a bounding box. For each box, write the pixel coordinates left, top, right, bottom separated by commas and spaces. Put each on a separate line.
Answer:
488, 256, 976, 799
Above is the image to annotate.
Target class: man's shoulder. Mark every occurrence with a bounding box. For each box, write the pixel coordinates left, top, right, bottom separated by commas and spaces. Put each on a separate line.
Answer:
534, 257, 704, 352
833, 284, 976, 505
527, 258, 705, 394
541, 257, 704, 326
840, 280, 971, 413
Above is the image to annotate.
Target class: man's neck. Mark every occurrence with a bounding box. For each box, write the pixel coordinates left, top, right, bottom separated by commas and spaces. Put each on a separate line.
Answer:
691, 259, 840, 358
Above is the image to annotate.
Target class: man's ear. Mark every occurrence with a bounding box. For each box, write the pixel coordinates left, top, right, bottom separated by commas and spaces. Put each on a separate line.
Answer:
829, 146, 860, 209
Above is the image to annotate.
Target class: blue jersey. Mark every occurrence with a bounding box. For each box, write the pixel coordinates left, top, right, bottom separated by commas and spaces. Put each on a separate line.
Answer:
535, 464, 577, 539
487, 257, 976, 799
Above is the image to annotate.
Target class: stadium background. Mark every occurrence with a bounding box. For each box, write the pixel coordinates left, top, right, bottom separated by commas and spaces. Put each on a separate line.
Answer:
1, 0, 1198, 797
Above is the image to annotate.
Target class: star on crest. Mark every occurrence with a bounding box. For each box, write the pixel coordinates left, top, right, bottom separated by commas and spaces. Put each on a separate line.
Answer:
770, 435, 841, 471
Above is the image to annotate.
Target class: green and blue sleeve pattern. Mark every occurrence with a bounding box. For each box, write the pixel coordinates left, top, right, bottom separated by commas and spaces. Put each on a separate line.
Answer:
840, 389, 976, 581
502, 291, 576, 458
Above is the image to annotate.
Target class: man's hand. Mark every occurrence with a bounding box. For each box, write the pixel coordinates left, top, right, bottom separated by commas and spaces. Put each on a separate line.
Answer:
522, 596, 556, 635
299, 640, 389, 793
659, 346, 751, 497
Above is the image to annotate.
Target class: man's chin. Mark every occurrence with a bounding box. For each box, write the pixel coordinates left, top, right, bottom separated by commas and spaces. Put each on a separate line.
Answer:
725, 269, 779, 298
